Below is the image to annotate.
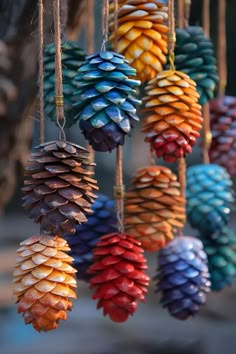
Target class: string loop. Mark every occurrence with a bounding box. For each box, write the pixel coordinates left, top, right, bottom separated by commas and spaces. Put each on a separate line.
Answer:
38, 0, 45, 144
101, 0, 109, 51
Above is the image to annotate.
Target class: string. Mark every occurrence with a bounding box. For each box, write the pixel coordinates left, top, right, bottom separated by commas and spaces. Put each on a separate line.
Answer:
38, 0, 45, 144
184, 0, 191, 27
53, 0, 66, 141
101, 0, 109, 51
217, 0, 227, 97
202, 0, 211, 164
178, 0, 185, 29
168, 0, 176, 71
178, 157, 186, 236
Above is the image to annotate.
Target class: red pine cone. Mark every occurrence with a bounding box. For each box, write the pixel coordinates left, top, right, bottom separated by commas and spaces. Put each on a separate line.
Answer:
88, 233, 150, 322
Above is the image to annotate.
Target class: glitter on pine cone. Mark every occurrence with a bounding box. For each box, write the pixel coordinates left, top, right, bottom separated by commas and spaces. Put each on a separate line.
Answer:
65, 194, 117, 281
186, 164, 234, 235
171, 26, 218, 106
88, 233, 150, 322
13, 235, 77, 332
155, 236, 211, 320
44, 41, 86, 128
109, 0, 168, 82
198, 227, 236, 291
73, 51, 141, 152
142, 70, 203, 162
22, 140, 98, 236
124, 166, 186, 251
209, 96, 236, 176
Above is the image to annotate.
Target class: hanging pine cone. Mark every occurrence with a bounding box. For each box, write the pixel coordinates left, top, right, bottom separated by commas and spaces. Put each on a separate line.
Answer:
73, 51, 141, 152
109, 0, 168, 82
199, 227, 236, 291
209, 96, 236, 176
124, 166, 186, 251
171, 26, 218, 105
65, 193, 117, 281
186, 164, 234, 235
155, 236, 211, 320
22, 140, 98, 236
88, 232, 150, 322
44, 41, 86, 127
142, 70, 203, 162
13, 235, 77, 332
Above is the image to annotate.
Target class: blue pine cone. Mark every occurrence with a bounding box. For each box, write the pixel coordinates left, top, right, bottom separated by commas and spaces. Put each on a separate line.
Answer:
186, 164, 234, 235
65, 193, 117, 281
156, 236, 210, 320
73, 51, 141, 152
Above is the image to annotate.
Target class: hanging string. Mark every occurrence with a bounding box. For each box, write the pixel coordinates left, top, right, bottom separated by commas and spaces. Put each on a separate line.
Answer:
168, 0, 176, 71
178, 0, 185, 29
101, 0, 109, 51
217, 0, 227, 97
38, 0, 45, 144
53, 0, 66, 141
184, 0, 191, 27
202, 0, 211, 164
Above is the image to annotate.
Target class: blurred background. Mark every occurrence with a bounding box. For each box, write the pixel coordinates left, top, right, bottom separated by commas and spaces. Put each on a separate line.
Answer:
0, 1, 236, 353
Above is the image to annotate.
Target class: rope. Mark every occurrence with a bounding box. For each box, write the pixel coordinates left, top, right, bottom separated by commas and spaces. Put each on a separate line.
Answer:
53, 0, 66, 141
38, 0, 45, 144
168, 0, 176, 71
101, 0, 109, 51
217, 0, 227, 97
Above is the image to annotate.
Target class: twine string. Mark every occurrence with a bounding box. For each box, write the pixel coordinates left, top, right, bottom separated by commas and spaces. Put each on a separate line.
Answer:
178, 0, 185, 29
53, 0, 66, 141
38, 0, 45, 144
218, 0, 227, 97
184, 0, 191, 27
168, 0, 176, 71
101, 0, 109, 51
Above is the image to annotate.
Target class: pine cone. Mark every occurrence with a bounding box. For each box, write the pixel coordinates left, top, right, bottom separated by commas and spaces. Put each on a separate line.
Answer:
155, 236, 211, 320
44, 41, 86, 127
65, 193, 117, 281
13, 235, 77, 332
142, 70, 203, 162
88, 232, 150, 322
124, 166, 186, 251
73, 51, 141, 152
199, 227, 236, 291
22, 140, 98, 236
209, 96, 236, 176
172, 26, 218, 105
186, 164, 234, 235
109, 0, 168, 82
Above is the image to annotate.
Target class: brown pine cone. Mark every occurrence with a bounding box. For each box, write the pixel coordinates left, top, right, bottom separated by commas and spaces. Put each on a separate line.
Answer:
13, 235, 77, 332
22, 140, 98, 236
124, 166, 186, 251
142, 70, 203, 162
109, 0, 168, 82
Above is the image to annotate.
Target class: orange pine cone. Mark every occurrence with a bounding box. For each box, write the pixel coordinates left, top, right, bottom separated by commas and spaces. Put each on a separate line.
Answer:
124, 166, 186, 251
13, 235, 77, 332
142, 70, 203, 162
109, 0, 168, 82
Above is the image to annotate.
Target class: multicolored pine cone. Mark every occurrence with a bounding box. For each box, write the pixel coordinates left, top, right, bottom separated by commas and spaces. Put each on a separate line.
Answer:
73, 51, 141, 152
209, 96, 236, 176
22, 140, 98, 236
142, 70, 203, 162
109, 0, 168, 82
155, 236, 211, 320
198, 227, 236, 291
65, 194, 117, 281
186, 164, 234, 235
13, 235, 77, 332
172, 26, 218, 105
88, 232, 150, 322
124, 165, 186, 251
44, 41, 86, 127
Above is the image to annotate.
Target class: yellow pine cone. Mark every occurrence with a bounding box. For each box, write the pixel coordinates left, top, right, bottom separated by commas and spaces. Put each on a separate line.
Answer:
142, 70, 203, 163
124, 166, 186, 251
13, 235, 77, 332
109, 0, 168, 82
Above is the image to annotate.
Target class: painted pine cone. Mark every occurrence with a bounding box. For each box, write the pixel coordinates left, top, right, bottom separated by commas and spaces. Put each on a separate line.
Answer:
88, 232, 150, 322
209, 96, 236, 176
155, 236, 210, 320
186, 164, 234, 235
172, 26, 218, 105
109, 0, 168, 82
124, 166, 186, 251
73, 51, 141, 152
22, 140, 98, 236
142, 70, 203, 162
199, 227, 236, 291
65, 194, 117, 281
44, 41, 86, 127
13, 235, 77, 332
